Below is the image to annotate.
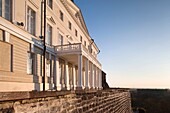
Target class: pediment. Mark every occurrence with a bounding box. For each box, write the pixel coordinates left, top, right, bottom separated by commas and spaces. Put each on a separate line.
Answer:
65, 0, 89, 35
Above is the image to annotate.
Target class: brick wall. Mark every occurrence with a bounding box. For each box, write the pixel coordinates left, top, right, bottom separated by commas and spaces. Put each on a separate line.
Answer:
0, 89, 132, 113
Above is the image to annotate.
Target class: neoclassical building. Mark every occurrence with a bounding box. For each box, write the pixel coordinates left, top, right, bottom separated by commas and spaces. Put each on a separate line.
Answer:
0, 0, 102, 91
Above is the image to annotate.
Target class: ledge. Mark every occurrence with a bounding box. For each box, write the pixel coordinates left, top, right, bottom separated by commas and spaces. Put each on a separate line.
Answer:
0, 88, 130, 102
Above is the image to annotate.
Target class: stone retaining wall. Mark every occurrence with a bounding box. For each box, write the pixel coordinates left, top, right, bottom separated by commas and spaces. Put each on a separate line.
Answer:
0, 89, 132, 113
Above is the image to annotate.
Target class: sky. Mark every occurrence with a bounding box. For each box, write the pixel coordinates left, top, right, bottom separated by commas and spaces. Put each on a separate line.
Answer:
74, 0, 170, 89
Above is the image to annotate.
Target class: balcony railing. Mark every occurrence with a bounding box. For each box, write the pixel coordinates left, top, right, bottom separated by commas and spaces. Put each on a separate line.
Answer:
54, 43, 101, 67
55, 43, 81, 53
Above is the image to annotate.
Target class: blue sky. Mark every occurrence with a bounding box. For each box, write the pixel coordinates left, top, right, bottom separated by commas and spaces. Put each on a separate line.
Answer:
74, 0, 170, 88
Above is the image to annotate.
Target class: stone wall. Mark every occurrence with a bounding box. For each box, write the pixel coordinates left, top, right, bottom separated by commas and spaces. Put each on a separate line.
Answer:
0, 89, 132, 113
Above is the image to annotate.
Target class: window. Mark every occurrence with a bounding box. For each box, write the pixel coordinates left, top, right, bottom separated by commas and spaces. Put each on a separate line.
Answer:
0, 0, 2, 16
27, 52, 34, 74
84, 41, 86, 47
46, 24, 52, 45
80, 36, 82, 42
60, 10, 63, 21
27, 7, 36, 35
68, 21, 72, 30
46, 59, 51, 77
75, 29, 77, 37
47, 0, 52, 9
0, 0, 12, 21
59, 33, 63, 45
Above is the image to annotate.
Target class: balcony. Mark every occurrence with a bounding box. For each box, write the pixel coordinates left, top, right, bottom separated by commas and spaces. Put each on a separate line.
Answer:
54, 43, 101, 67
55, 43, 82, 55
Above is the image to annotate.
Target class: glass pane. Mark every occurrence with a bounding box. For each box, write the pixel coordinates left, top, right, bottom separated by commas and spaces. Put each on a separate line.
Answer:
46, 24, 52, 45
0, 0, 2, 16
5, 0, 12, 21
48, 0, 52, 8
27, 7, 35, 35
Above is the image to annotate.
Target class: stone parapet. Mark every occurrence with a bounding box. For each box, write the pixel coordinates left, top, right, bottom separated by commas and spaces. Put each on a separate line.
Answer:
0, 89, 132, 113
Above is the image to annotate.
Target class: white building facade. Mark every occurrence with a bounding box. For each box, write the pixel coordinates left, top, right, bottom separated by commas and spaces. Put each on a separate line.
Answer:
0, 0, 102, 91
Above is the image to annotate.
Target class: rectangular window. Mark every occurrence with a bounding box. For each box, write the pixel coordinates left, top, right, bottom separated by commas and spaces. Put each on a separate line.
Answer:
0, 0, 12, 21
75, 29, 77, 37
27, 7, 36, 35
46, 59, 51, 77
46, 24, 52, 45
47, 0, 52, 9
60, 10, 63, 21
5, 0, 12, 21
59, 33, 63, 45
80, 36, 82, 42
68, 21, 72, 30
0, 0, 2, 16
84, 41, 86, 47
27, 52, 33, 74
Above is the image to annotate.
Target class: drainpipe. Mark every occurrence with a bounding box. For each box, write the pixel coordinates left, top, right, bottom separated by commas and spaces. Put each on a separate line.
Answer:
43, 0, 46, 91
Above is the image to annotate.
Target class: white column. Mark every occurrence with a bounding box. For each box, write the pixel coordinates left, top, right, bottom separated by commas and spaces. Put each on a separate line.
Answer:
55, 57, 61, 91
77, 54, 82, 90
94, 65, 96, 89
91, 63, 94, 89
96, 68, 99, 89
99, 70, 103, 89
83, 70, 85, 88
65, 61, 70, 90
73, 65, 76, 90
85, 59, 89, 89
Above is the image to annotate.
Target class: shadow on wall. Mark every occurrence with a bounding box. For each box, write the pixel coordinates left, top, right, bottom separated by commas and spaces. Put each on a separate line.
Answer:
138, 108, 146, 113
133, 108, 146, 113
102, 71, 109, 89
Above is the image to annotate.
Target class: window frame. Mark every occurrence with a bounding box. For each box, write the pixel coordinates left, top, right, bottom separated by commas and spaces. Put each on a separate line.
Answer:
27, 6, 36, 36
68, 21, 72, 30
60, 10, 64, 21
80, 36, 82, 42
59, 33, 63, 45
46, 24, 52, 46
75, 29, 77, 37
0, 0, 12, 21
27, 52, 34, 75
47, 0, 52, 9
84, 41, 86, 47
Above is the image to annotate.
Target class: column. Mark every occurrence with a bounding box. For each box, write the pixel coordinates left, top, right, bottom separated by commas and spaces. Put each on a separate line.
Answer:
55, 57, 61, 91
91, 63, 94, 89
76, 54, 82, 90
85, 59, 89, 89
73, 65, 76, 90
65, 61, 70, 90
99, 69, 103, 89
96, 68, 99, 89
83, 70, 85, 88
93, 65, 96, 89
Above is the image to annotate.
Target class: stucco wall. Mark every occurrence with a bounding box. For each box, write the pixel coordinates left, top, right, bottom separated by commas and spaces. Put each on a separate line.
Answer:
0, 89, 132, 113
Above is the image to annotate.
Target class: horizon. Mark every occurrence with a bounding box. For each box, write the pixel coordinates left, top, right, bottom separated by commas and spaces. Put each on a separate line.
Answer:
75, 0, 170, 88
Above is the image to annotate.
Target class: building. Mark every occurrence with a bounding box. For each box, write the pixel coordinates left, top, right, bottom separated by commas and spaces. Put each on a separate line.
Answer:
0, 0, 102, 91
